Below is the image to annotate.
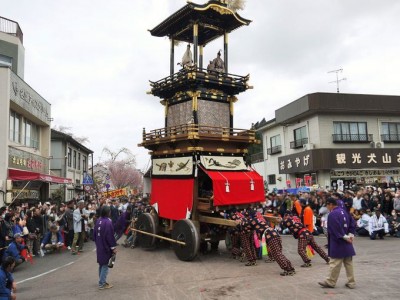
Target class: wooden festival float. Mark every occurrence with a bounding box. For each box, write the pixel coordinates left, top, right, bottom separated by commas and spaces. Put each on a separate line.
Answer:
137, 0, 266, 261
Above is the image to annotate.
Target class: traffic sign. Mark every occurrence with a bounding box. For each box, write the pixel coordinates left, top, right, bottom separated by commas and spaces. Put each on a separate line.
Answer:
105, 183, 110, 189
84, 185, 91, 191
82, 173, 94, 185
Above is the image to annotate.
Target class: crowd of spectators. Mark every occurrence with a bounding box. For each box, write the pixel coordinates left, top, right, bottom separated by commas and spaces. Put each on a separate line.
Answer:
0, 195, 149, 269
258, 186, 400, 240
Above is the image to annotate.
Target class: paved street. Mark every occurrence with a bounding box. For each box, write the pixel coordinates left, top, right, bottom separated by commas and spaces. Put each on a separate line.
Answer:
13, 236, 400, 300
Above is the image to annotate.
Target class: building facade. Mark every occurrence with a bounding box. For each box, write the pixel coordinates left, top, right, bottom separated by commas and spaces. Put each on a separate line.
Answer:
50, 129, 93, 202
0, 16, 71, 206
252, 92, 400, 192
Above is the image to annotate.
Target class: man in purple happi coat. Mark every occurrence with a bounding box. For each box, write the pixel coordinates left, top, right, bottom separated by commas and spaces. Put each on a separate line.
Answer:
94, 205, 117, 290
319, 198, 356, 289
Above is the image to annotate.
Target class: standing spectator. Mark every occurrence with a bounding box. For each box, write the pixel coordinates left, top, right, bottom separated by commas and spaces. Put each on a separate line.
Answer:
71, 200, 88, 255
33, 208, 44, 255
368, 208, 388, 240
94, 206, 117, 290
110, 200, 119, 226
352, 191, 364, 211
393, 193, 400, 211
114, 206, 132, 242
64, 201, 74, 250
1, 214, 14, 248
25, 210, 37, 256
0, 256, 16, 300
319, 198, 356, 289
381, 192, 393, 217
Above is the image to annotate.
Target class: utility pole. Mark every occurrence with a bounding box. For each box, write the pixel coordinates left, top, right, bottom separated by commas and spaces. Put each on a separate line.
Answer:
328, 68, 346, 93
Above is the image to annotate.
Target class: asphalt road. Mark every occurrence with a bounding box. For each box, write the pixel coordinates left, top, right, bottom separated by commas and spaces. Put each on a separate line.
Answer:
12, 235, 400, 300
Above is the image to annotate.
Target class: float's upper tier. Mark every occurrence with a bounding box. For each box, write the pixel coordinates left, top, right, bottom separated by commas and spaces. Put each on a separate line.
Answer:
149, 1, 251, 45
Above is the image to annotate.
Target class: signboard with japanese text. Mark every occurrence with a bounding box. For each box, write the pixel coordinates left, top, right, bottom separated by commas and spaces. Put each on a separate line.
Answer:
10, 72, 51, 124
278, 148, 400, 174
8, 146, 48, 174
102, 188, 127, 198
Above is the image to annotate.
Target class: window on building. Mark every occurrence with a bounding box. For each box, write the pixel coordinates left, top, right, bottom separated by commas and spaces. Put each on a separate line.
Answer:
83, 155, 87, 173
9, 111, 21, 143
67, 147, 72, 167
78, 153, 81, 170
23, 119, 40, 149
268, 135, 282, 154
0, 54, 12, 68
291, 126, 307, 148
333, 122, 368, 142
73, 150, 77, 169
381, 122, 400, 142
267, 174, 276, 185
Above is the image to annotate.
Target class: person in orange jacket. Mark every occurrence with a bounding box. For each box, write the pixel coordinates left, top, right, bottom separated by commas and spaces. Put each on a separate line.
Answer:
300, 199, 314, 233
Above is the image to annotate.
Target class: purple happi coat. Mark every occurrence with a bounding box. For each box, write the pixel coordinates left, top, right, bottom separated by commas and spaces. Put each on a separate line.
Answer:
114, 211, 130, 237
94, 217, 117, 265
327, 206, 356, 258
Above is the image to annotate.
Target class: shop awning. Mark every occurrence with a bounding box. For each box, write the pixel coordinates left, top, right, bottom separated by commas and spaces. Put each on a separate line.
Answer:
203, 169, 264, 206
8, 169, 73, 184
150, 178, 194, 220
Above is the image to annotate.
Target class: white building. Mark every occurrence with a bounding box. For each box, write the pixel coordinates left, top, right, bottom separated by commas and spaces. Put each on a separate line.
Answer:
252, 92, 400, 192
0, 16, 71, 206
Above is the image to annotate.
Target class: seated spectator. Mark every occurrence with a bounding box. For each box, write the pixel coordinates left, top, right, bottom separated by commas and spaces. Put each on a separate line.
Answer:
368, 208, 388, 240
3, 234, 27, 268
388, 209, 400, 238
40, 224, 63, 253
356, 209, 371, 237
0, 256, 16, 300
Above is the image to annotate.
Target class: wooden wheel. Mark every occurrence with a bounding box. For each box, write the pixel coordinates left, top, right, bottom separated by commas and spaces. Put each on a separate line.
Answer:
171, 219, 200, 261
136, 213, 158, 249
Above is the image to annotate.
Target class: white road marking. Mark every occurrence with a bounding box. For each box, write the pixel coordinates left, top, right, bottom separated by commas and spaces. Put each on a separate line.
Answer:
16, 261, 75, 284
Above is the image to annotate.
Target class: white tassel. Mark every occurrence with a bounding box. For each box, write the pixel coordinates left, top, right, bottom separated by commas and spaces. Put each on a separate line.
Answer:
225, 181, 230, 192
194, 163, 198, 177
250, 180, 254, 191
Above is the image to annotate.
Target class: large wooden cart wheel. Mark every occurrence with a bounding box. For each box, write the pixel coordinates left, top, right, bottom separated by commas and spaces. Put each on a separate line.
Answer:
171, 219, 200, 261
136, 213, 158, 249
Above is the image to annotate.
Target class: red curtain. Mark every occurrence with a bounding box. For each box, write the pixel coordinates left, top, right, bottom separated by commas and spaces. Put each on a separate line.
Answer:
205, 170, 264, 206
151, 178, 194, 220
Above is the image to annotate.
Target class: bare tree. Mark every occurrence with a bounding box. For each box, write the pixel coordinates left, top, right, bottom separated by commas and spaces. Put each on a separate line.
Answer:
52, 125, 90, 145
102, 147, 136, 166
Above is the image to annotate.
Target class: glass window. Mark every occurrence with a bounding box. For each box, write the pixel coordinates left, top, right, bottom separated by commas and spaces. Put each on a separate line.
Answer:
294, 126, 307, 141
24, 120, 31, 146
0, 54, 12, 68
73, 150, 77, 169
67, 148, 72, 167
382, 122, 400, 141
333, 122, 368, 141
78, 153, 81, 170
82, 156, 87, 172
270, 135, 281, 147
9, 111, 21, 143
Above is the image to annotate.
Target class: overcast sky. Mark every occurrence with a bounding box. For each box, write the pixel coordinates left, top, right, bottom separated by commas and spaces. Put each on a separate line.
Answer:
2, 0, 400, 171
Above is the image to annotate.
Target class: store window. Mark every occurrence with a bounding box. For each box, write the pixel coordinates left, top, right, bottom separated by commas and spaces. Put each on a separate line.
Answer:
381, 122, 400, 142
9, 111, 21, 143
333, 122, 367, 142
